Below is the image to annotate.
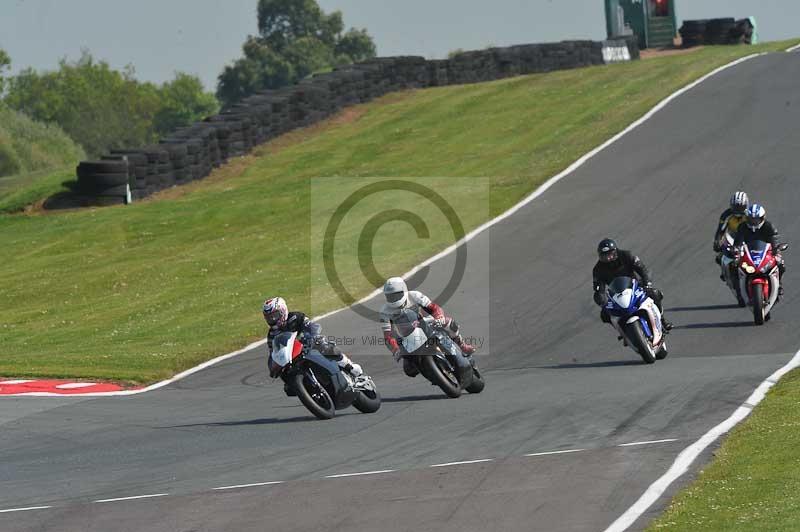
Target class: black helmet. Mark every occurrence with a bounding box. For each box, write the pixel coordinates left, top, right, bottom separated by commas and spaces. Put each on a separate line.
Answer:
597, 238, 619, 263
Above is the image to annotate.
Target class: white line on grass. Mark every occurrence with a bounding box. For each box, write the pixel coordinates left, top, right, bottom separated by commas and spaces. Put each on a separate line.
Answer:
93, 493, 169, 504
787, 42, 800, 52
1, 52, 768, 399
604, 348, 800, 532
0, 506, 52, 514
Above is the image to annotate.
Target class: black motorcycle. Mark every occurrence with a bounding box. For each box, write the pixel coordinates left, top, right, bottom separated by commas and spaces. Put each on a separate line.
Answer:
394, 308, 484, 398
268, 331, 381, 420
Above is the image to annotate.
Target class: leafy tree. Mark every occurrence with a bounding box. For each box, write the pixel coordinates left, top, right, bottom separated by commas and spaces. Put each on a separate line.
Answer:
217, 0, 376, 107
154, 72, 219, 136
335, 28, 377, 63
0, 48, 10, 95
217, 37, 294, 106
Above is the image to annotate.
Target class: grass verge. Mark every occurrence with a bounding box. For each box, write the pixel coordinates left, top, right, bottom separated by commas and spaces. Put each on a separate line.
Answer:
0, 166, 78, 214
0, 40, 798, 384
648, 367, 800, 531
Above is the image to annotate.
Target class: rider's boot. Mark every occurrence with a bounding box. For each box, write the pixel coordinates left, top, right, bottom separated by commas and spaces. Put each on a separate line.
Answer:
453, 334, 475, 355
337, 354, 363, 378
662, 316, 674, 332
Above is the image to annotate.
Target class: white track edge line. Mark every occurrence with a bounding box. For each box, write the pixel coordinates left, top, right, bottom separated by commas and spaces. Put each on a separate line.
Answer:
325, 469, 396, 478
786, 42, 800, 52
0, 52, 766, 399
617, 438, 678, 447
604, 348, 800, 532
525, 448, 585, 457
430, 458, 493, 468
93, 493, 169, 503
0, 505, 52, 514
213, 481, 284, 490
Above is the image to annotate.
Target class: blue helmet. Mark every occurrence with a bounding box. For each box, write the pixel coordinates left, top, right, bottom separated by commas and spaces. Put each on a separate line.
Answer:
746, 203, 766, 230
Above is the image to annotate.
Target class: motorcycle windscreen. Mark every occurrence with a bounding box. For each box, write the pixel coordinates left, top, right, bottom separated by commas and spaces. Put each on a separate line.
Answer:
402, 328, 429, 353
608, 276, 635, 309
271, 331, 297, 368
746, 240, 769, 267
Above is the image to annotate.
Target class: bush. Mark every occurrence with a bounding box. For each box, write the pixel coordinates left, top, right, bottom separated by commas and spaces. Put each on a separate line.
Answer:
3, 52, 219, 157
0, 105, 84, 177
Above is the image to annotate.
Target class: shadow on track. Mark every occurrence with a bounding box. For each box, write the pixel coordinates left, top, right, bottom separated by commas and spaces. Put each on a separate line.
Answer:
381, 394, 449, 403
162, 415, 328, 428
667, 304, 740, 312
673, 321, 754, 330
540, 360, 644, 369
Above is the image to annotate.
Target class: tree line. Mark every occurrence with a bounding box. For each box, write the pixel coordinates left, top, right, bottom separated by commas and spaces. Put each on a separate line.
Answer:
0, 0, 375, 158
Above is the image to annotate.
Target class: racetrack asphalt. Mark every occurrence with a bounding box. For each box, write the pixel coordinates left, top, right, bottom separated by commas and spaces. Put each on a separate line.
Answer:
2, 51, 799, 532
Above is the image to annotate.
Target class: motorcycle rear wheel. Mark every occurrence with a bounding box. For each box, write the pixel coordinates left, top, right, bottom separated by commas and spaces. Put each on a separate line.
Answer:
293, 372, 335, 420
422, 355, 462, 398
353, 388, 381, 413
626, 321, 656, 364
465, 366, 485, 394
753, 288, 765, 326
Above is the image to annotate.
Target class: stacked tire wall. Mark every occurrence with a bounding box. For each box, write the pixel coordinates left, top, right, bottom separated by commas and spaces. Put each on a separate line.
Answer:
679, 18, 755, 48
75, 38, 639, 206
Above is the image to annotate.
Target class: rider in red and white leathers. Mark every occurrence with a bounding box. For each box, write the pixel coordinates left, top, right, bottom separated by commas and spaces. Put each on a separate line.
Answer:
379, 277, 475, 377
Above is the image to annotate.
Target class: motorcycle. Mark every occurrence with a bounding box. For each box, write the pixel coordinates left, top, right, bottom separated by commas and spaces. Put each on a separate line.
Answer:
717, 229, 745, 307
604, 276, 668, 364
736, 240, 789, 325
393, 308, 484, 398
268, 331, 380, 420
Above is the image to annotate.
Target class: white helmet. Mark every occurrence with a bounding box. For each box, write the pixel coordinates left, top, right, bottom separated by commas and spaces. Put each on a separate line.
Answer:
383, 277, 408, 309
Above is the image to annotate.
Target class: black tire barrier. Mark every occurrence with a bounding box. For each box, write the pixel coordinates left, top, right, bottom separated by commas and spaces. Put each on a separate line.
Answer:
76, 38, 638, 205
680, 18, 753, 48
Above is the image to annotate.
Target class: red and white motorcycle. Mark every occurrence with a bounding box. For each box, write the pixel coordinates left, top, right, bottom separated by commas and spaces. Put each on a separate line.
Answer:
736, 240, 789, 325
268, 331, 380, 420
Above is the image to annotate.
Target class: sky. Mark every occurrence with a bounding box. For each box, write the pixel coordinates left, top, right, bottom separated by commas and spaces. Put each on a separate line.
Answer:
0, 0, 797, 91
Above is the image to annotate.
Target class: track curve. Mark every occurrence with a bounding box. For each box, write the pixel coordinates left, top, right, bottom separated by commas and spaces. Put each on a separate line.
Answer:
2, 52, 800, 532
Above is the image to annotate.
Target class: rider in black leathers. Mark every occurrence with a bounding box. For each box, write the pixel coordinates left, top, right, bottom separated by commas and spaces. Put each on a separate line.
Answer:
733, 204, 785, 296
592, 238, 673, 330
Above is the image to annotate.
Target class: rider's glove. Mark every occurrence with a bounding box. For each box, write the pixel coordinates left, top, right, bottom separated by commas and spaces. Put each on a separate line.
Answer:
593, 290, 607, 306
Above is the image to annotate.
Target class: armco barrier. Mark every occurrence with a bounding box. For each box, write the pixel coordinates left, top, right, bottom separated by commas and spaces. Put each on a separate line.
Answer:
75, 38, 638, 205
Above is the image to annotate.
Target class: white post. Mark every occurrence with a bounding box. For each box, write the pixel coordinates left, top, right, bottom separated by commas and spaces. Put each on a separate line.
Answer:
123, 155, 133, 205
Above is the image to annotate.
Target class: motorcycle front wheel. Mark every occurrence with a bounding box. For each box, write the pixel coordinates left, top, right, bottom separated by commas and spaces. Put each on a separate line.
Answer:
753, 287, 765, 326
626, 321, 656, 364
293, 372, 335, 420
422, 355, 462, 398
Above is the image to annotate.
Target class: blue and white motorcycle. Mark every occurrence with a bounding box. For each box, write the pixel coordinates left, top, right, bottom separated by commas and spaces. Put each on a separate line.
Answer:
603, 276, 668, 364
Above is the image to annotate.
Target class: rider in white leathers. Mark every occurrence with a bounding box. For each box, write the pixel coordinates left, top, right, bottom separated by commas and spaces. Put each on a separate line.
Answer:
379, 277, 475, 377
